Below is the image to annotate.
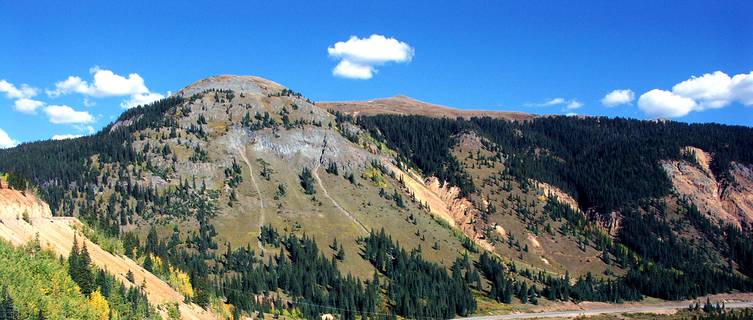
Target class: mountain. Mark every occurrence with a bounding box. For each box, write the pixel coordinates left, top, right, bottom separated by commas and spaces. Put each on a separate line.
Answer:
320, 95, 534, 121
1, 75, 752, 319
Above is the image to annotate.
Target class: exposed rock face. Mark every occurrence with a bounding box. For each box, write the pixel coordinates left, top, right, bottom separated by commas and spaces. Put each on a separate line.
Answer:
535, 181, 579, 212
0, 184, 51, 220
425, 177, 491, 248
533, 180, 624, 236
587, 208, 622, 237
662, 147, 753, 226
222, 126, 374, 173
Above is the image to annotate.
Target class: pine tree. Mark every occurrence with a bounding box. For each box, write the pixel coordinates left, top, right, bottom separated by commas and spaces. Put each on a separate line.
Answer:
77, 242, 95, 296
0, 286, 16, 320
336, 245, 346, 261
144, 254, 154, 272
299, 167, 315, 195
68, 234, 81, 283
146, 226, 158, 254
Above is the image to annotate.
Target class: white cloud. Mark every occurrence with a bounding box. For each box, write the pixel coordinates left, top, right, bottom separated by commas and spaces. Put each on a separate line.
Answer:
44, 105, 95, 124
601, 89, 635, 107
47, 67, 162, 109
672, 71, 732, 109
637, 70, 753, 118
46, 76, 89, 97
328, 34, 414, 79
1, 79, 44, 115
13, 98, 45, 114
638, 89, 697, 118
0, 128, 18, 149
541, 98, 566, 106
527, 97, 582, 111
331, 60, 375, 80
120, 92, 165, 109
731, 71, 753, 106
51, 134, 83, 140
0, 80, 37, 99
565, 100, 583, 110
48, 67, 148, 97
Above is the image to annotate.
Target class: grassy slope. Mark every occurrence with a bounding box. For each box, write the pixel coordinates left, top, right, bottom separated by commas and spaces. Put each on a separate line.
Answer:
451, 134, 617, 278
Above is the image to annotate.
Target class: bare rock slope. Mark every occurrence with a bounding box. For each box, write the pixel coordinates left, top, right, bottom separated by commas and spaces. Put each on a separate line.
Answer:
662, 146, 753, 227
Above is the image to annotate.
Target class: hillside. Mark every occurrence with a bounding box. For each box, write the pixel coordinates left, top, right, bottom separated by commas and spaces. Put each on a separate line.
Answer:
1, 75, 752, 319
320, 96, 535, 121
0, 182, 213, 319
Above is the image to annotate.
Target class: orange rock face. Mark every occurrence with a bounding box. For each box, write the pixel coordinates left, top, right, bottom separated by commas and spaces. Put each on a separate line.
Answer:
662, 147, 753, 227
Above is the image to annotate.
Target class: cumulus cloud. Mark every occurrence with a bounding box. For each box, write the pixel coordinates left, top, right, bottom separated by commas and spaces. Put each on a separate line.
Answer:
0, 128, 18, 149
13, 98, 45, 114
601, 89, 635, 107
730, 72, 753, 106
0, 80, 37, 99
43, 105, 95, 124
672, 71, 732, 109
51, 134, 83, 140
120, 92, 165, 109
47, 67, 163, 109
1, 79, 44, 115
638, 89, 698, 118
637, 70, 753, 118
328, 34, 414, 79
48, 67, 148, 97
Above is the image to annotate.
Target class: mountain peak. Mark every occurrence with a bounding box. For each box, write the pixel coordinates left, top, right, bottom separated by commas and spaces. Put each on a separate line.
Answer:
176, 74, 286, 97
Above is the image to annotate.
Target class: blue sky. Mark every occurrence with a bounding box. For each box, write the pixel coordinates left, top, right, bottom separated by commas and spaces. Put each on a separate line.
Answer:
1, 1, 752, 147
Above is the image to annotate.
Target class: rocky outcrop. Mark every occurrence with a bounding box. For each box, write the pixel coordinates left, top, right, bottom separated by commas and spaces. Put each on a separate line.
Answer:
662, 147, 753, 227
535, 181, 579, 212
0, 184, 51, 220
424, 177, 491, 249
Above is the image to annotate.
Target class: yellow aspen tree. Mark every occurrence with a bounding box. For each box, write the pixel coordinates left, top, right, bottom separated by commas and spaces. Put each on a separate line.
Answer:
88, 289, 110, 320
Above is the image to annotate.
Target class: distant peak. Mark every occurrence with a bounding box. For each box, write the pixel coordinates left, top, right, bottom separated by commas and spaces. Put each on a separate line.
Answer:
176, 74, 286, 97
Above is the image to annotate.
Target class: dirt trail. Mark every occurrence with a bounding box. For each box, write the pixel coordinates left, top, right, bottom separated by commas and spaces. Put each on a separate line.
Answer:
0, 216, 214, 320
238, 145, 266, 252
313, 163, 368, 235
313, 135, 367, 234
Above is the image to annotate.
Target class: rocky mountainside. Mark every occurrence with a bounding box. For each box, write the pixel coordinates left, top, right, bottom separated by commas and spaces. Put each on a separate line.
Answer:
1, 75, 752, 319
662, 146, 753, 227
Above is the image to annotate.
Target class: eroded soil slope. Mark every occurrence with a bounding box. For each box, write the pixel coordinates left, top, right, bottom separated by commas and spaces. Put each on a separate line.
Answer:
0, 186, 214, 320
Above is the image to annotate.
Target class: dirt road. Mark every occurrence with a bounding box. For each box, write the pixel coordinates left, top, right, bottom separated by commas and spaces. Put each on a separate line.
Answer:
460, 301, 753, 319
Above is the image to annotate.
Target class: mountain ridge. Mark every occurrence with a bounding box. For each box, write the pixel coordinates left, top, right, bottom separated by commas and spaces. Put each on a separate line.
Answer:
320, 95, 535, 121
